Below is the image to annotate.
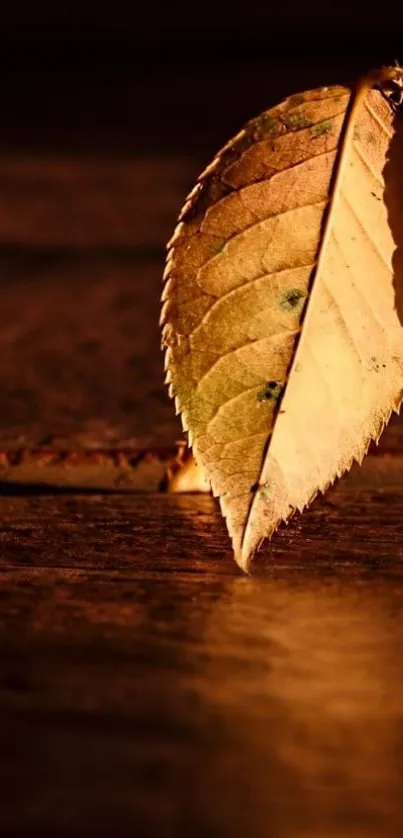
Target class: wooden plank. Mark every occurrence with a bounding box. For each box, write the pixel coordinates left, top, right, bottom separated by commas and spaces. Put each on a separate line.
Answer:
0, 155, 196, 248
1, 479, 403, 836
0, 258, 183, 449
0, 447, 177, 491
0, 457, 402, 572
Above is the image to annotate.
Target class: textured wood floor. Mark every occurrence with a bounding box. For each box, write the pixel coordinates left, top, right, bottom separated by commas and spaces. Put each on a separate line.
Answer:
2, 471, 403, 837
1, 51, 403, 837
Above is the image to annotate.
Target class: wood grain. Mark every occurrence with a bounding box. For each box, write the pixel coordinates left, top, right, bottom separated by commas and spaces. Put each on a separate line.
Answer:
1, 471, 403, 836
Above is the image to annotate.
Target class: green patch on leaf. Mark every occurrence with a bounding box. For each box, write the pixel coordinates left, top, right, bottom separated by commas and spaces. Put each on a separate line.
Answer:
309, 120, 333, 138
282, 112, 312, 131
278, 288, 307, 311
252, 114, 282, 140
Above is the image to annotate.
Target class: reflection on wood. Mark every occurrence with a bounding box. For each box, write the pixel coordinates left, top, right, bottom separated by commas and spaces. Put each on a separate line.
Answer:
1, 480, 403, 836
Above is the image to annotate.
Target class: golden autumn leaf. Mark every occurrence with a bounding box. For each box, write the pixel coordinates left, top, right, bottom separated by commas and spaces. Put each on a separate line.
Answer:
161, 66, 403, 571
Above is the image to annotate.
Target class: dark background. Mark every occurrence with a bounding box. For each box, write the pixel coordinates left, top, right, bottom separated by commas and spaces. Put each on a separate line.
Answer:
2, 2, 403, 156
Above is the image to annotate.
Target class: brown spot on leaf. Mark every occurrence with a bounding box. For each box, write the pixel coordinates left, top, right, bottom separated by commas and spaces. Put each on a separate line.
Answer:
278, 288, 307, 311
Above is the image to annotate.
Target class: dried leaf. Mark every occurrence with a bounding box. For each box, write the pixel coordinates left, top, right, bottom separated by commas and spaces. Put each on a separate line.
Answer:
162, 66, 403, 571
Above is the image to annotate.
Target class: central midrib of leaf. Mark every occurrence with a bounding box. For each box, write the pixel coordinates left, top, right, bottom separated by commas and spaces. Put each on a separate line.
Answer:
239, 79, 373, 559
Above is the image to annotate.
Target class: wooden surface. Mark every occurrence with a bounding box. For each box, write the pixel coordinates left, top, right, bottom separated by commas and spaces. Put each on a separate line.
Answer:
1, 49, 403, 836
1, 463, 403, 837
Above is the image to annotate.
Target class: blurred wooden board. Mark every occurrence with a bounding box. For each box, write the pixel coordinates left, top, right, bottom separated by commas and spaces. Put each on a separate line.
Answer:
0, 56, 402, 458
0, 253, 180, 450
0, 150, 401, 455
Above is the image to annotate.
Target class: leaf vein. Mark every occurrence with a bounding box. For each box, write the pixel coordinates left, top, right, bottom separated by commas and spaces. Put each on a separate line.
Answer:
195, 330, 300, 390
197, 200, 326, 280
353, 142, 384, 187
191, 264, 313, 335
323, 283, 365, 364
331, 230, 388, 337
340, 190, 391, 269
364, 101, 393, 138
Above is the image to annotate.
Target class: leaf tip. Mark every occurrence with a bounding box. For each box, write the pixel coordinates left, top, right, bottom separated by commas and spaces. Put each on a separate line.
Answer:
233, 540, 253, 574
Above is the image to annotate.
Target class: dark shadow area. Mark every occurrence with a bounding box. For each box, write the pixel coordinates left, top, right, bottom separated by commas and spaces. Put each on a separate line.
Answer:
0, 482, 145, 496
384, 106, 403, 325
0, 14, 400, 158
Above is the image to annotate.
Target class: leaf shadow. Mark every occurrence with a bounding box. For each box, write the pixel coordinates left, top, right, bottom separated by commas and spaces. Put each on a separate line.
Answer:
383, 110, 403, 326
